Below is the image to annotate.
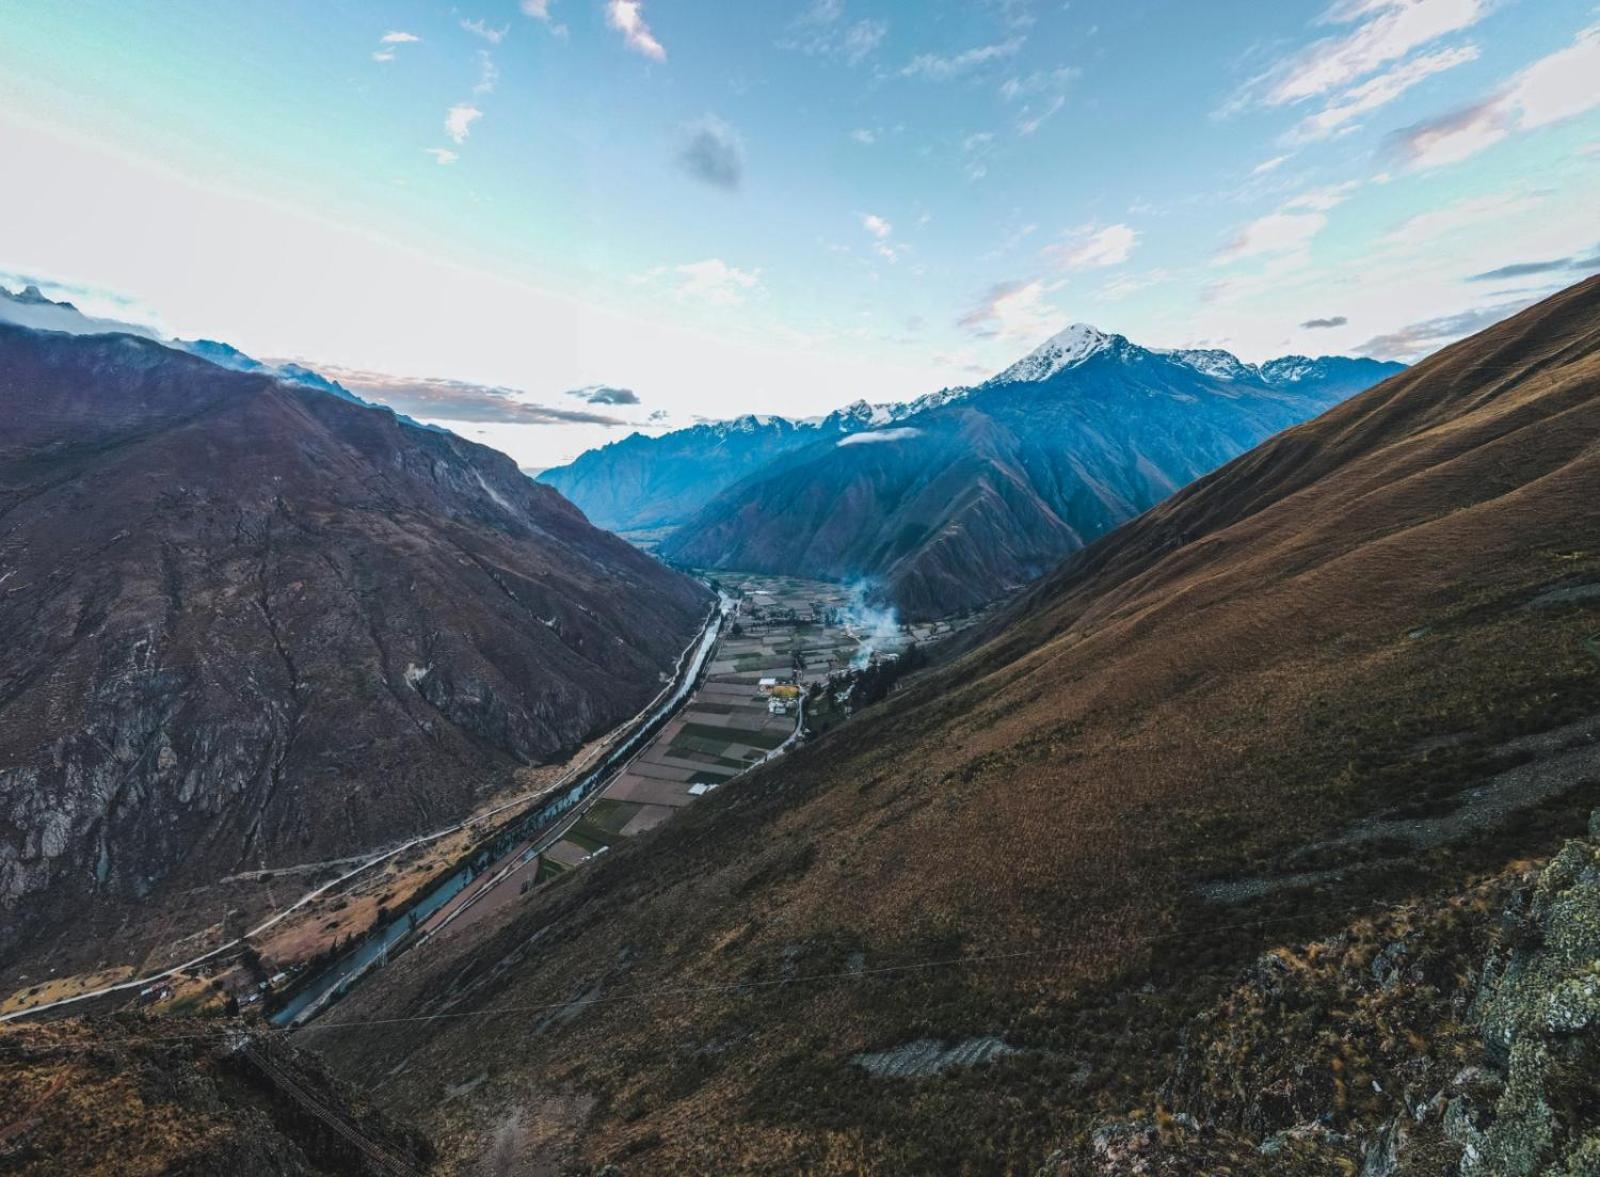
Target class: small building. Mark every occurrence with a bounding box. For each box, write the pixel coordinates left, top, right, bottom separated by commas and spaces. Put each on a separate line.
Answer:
757, 677, 779, 693
768, 697, 790, 715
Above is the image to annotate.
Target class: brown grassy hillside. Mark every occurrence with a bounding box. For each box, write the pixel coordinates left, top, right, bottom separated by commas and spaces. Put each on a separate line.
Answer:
315, 277, 1600, 1173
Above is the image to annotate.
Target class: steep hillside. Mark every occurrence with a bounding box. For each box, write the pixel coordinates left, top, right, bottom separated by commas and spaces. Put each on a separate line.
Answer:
0, 322, 710, 978
0, 1018, 430, 1175
660, 327, 1400, 617
319, 278, 1600, 1174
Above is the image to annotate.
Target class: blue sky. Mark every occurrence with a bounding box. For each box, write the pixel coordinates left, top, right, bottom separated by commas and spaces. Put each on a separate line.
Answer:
1, 0, 1597, 467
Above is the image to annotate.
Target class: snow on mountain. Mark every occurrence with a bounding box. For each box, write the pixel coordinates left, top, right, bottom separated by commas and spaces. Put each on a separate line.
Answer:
990, 323, 1117, 384
1162, 347, 1260, 383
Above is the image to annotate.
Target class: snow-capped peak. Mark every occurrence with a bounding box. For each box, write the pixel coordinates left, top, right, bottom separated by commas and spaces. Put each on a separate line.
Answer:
992, 323, 1119, 384
1161, 347, 1258, 383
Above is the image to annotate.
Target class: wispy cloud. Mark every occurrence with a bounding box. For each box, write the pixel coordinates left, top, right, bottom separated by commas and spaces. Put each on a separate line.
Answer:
1287, 42, 1479, 143
424, 147, 459, 165
957, 278, 1064, 341
445, 104, 483, 145
1467, 251, 1600, 282
1382, 191, 1542, 246
473, 51, 499, 95
1216, 211, 1327, 264
1300, 314, 1349, 328
779, 1, 887, 66
1044, 223, 1139, 270
606, 0, 666, 61
295, 364, 631, 426
635, 259, 762, 306
859, 212, 892, 239
460, 17, 509, 43
1354, 297, 1532, 361
901, 37, 1025, 81
373, 30, 420, 63
837, 426, 921, 446
1390, 21, 1600, 169
676, 116, 743, 190
520, 0, 568, 36
1247, 0, 1488, 109
850, 128, 877, 145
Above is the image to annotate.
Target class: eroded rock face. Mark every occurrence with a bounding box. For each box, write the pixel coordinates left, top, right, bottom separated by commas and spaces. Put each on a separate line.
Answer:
0, 323, 710, 970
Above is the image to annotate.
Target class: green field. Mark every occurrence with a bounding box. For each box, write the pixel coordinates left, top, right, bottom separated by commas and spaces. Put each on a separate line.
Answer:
676, 721, 789, 750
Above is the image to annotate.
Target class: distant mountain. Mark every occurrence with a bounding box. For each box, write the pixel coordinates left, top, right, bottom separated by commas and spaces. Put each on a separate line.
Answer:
658, 325, 1403, 617
537, 394, 962, 534
0, 319, 711, 976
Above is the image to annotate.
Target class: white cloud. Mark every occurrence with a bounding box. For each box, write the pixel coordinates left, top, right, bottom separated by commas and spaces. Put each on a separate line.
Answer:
445, 104, 483, 145
373, 30, 420, 63
901, 37, 1025, 80
473, 51, 499, 95
1099, 269, 1172, 300
780, 1, 887, 66
850, 128, 876, 145
666, 259, 762, 306
1252, 154, 1292, 174
606, 0, 666, 61
1017, 94, 1066, 136
1381, 190, 1543, 246
1284, 181, 1359, 211
1287, 43, 1479, 143
999, 67, 1079, 101
1215, 211, 1327, 263
957, 278, 1065, 341
1044, 223, 1139, 270
1256, 0, 1487, 107
461, 18, 509, 43
424, 148, 459, 166
859, 213, 893, 239
837, 427, 921, 446
521, 0, 553, 16
1394, 22, 1600, 168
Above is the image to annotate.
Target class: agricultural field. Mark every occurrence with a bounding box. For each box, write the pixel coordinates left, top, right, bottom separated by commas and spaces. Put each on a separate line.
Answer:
533, 573, 920, 869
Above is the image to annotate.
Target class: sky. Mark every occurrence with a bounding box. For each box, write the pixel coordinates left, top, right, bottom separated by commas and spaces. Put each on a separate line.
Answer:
1, 0, 1598, 470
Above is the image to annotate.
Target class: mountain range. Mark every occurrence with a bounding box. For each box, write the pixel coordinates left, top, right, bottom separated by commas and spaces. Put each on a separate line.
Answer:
0, 304, 710, 979
536, 393, 959, 538
322, 276, 1600, 1175
543, 324, 1401, 617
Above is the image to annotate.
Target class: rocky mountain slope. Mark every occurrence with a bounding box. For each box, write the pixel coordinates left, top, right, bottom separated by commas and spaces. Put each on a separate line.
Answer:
0, 1017, 430, 1175
536, 396, 957, 536
0, 319, 710, 978
660, 326, 1399, 617
318, 279, 1599, 1174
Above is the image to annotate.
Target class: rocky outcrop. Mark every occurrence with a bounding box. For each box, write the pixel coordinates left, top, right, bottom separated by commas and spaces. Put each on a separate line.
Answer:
1049, 814, 1600, 1174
